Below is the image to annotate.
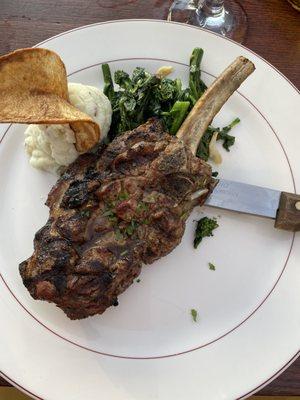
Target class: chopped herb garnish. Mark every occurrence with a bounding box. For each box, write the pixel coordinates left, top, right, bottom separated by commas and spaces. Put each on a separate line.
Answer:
103, 209, 114, 217
194, 217, 219, 249
142, 218, 150, 225
125, 220, 138, 236
143, 193, 156, 203
80, 210, 91, 218
120, 250, 128, 256
103, 209, 118, 223
125, 225, 134, 235
108, 215, 118, 223
115, 229, 124, 241
118, 191, 130, 201
136, 278, 141, 283
136, 201, 149, 213
208, 262, 216, 271
191, 309, 198, 322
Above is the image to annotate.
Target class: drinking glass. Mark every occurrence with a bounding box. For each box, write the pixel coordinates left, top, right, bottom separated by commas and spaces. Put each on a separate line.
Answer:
287, 0, 300, 10
168, 0, 247, 43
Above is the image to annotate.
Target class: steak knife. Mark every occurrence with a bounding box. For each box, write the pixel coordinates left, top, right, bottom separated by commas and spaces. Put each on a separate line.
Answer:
205, 179, 300, 232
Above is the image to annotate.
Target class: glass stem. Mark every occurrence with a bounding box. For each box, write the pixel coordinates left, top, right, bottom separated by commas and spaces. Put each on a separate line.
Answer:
200, 0, 225, 16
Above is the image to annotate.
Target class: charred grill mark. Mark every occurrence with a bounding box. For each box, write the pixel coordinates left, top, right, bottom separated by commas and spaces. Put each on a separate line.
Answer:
61, 177, 101, 210
34, 219, 52, 241
61, 180, 89, 208
160, 173, 195, 202
52, 273, 67, 295
155, 146, 187, 173
84, 168, 102, 181
111, 145, 160, 175
55, 214, 89, 243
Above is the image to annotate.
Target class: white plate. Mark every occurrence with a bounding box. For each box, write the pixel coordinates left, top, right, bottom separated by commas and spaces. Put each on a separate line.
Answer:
0, 20, 299, 400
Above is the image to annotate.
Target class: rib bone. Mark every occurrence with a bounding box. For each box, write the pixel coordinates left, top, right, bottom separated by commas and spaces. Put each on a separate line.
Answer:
176, 56, 255, 154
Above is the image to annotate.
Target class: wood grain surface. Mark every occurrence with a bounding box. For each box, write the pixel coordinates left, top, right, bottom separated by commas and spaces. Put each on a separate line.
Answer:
0, 0, 299, 397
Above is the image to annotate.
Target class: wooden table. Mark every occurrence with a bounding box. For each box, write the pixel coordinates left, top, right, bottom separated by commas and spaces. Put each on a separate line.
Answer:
0, 0, 299, 398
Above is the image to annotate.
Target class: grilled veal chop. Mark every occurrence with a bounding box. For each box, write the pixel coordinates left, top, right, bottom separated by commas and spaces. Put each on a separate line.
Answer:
20, 57, 255, 319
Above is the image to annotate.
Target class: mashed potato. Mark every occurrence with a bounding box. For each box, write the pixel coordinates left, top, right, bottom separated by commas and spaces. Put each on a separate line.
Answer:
24, 83, 112, 174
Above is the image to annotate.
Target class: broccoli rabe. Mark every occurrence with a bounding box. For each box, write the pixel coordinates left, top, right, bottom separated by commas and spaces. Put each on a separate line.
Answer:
102, 49, 240, 162
101, 47, 206, 140
196, 118, 241, 161
189, 47, 206, 104
218, 117, 240, 151
194, 217, 219, 249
